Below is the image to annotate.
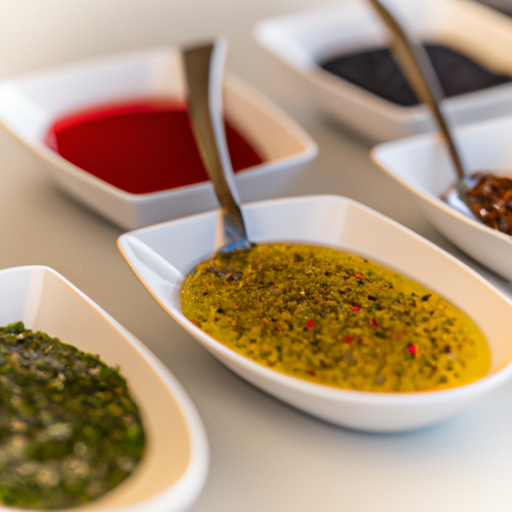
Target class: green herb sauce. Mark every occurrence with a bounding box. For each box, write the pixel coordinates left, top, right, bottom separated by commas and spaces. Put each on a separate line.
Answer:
0, 322, 145, 509
182, 244, 490, 392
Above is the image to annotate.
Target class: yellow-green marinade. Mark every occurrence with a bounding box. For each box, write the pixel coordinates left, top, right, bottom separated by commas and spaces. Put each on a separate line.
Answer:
182, 244, 490, 392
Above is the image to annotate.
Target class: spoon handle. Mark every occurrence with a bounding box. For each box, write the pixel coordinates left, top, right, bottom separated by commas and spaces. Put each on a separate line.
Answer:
183, 39, 249, 244
368, 0, 465, 181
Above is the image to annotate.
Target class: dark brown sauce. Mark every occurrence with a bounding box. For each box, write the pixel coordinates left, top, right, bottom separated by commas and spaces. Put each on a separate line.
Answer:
320, 44, 511, 106
464, 172, 512, 234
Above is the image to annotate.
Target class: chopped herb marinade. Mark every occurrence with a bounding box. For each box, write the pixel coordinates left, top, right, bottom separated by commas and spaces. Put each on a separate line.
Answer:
0, 322, 145, 509
182, 244, 490, 392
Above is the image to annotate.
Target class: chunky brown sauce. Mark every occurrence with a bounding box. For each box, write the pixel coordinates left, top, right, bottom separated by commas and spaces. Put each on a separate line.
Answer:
464, 172, 512, 235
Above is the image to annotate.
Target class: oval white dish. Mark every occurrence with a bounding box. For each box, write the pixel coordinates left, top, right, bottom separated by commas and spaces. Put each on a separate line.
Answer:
118, 195, 512, 433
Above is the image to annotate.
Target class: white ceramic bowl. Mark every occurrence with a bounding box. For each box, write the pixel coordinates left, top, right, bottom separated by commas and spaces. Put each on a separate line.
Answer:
254, 0, 512, 142
118, 195, 512, 433
371, 114, 512, 282
0, 266, 208, 512
0, 47, 317, 230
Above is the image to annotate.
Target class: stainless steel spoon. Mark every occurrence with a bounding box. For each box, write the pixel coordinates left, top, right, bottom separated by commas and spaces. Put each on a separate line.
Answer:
183, 39, 253, 253
367, 0, 478, 220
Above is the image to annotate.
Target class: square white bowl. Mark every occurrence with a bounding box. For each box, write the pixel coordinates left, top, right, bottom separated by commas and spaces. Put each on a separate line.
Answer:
254, 0, 512, 142
0, 266, 208, 512
118, 195, 512, 433
0, 47, 317, 230
371, 114, 512, 282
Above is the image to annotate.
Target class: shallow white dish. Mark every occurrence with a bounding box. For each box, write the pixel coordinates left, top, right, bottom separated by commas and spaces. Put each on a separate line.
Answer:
118, 195, 512, 433
0, 266, 208, 512
0, 47, 317, 230
254, 0, 512, 142
371, 114, 512, 282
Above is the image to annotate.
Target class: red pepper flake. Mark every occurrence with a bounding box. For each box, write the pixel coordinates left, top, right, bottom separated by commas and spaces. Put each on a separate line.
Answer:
343, 336, 353, 344
407, 344, 417, 355
352, 305, 361, 312
370, 318, 378, 327
306, 320, 315, 329
355, 273, 364, 279
275, 325, 281, 331
307, 369, 317, 376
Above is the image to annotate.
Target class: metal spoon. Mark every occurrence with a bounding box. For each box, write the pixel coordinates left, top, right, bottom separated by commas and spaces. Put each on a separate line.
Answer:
367, 0, 478, 220
182, 39, 253, 253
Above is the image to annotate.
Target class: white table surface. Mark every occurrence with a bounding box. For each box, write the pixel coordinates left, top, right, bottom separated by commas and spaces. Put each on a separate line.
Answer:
0, 0, 511, 511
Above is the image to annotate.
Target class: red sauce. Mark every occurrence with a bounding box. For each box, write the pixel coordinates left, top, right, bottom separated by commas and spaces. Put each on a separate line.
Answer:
45, 100, 264, 194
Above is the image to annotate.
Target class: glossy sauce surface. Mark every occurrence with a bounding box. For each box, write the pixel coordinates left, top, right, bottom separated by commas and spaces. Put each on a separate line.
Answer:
463, 172, 512, 234
45, 100, 264, 194
182, 244, 490, 393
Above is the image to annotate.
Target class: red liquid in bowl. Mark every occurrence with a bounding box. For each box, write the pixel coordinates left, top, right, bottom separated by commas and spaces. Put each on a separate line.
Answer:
45, 100, 264, 194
